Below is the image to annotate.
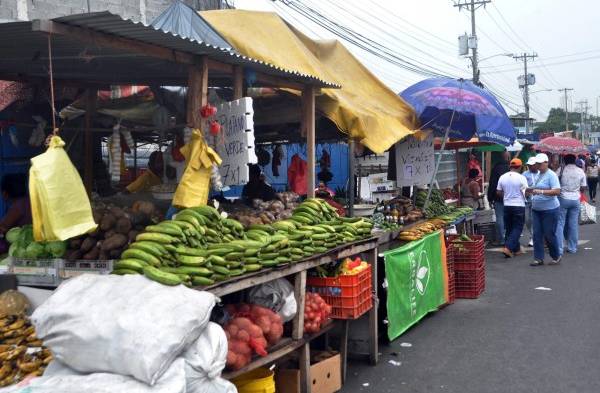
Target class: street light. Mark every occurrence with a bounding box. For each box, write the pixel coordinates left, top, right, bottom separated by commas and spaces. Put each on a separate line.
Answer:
530, 89, 553, 94
478, 53, 514, 63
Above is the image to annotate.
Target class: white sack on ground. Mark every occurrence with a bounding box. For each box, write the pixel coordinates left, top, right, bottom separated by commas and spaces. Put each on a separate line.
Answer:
184, 322, 237, 393
32, 274, 217, 385
0, 359, 187, 393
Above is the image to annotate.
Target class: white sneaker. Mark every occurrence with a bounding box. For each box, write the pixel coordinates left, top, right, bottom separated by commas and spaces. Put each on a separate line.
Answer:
528, 240, 534, 247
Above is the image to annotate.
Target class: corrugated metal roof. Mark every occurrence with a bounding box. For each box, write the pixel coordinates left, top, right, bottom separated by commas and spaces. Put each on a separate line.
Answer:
150, 1, 232, 50
0, 11, 338, 88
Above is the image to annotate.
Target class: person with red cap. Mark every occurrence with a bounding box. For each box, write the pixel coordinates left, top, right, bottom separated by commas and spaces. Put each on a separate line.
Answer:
496, 158, 528, 258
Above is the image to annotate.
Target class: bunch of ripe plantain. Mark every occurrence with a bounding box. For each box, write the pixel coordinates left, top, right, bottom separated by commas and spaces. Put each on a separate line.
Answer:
0, 314, 52, 387
112, 200, 374, 288
399, 219, 446, 242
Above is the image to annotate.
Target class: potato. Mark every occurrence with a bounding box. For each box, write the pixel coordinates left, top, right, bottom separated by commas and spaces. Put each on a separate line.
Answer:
99, 214, 116, 231
80, 237, 97, 253
83, 247, 100, 260
69, 238, 83, 250
114, 217, 132, 235
100, 234, 128, 252
128, 230, 140, 243
109, 207, 125, 218
65, 250, 82, 262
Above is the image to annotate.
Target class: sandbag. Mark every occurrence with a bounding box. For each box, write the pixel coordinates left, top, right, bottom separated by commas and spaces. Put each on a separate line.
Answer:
184, 322, 237, 393
31, 274, 216, 385
0, 358, 187, 393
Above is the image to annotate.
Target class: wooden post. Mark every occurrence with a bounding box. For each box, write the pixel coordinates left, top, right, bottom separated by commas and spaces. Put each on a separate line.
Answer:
292, 270, 307, 340
233, 66, 244, 100
132, 139, 138, 180
187, 56, 209, 129
84, 89, 96, 195
302, 86, 316, 197
368, 246, 379, 365
299, 342, 311, 393
348, 138, 355, 216
455, 148, 460, 206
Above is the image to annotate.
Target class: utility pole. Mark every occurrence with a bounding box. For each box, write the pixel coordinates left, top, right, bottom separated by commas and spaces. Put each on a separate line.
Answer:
454, 0, 491, 86
558, 88, 573, 132
513, 53, 538, 134
575, 100, 589, 141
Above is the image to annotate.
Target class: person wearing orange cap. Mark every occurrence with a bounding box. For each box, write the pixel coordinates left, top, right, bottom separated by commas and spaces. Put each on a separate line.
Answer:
496, 158, 529, 258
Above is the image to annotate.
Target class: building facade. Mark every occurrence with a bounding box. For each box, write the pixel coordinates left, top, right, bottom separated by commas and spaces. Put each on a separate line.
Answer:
0, 0, 230, 24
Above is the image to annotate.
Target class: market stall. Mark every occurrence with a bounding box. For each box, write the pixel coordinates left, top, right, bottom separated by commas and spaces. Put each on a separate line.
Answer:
0, 6, 410, 392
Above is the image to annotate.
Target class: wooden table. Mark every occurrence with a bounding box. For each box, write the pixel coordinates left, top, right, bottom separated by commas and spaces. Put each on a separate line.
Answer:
204, 238, 380, 393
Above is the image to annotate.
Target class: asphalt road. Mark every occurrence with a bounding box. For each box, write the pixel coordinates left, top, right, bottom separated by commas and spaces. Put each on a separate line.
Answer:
342, 223, 600, 393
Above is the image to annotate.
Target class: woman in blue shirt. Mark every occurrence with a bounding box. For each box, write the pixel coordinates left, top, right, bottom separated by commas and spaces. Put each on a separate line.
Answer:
527, 153, 562, 266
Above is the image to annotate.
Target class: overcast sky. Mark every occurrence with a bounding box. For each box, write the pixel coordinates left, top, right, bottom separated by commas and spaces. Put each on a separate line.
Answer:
233, 0, 600, 121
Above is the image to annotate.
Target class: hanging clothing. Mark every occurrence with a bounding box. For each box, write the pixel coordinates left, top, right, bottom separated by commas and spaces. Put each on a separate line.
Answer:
272, 145, 284, 177
126, 169, 162, 193
288, 154, 308, 196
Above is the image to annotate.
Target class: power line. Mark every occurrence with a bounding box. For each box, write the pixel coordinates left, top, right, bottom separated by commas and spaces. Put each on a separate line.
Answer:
278, 0, 455, 78
319, 0, 469, 75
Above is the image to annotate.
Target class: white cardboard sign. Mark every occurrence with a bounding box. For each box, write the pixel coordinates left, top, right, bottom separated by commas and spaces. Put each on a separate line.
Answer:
208, 97, 257, 186
395, 133, 434, 187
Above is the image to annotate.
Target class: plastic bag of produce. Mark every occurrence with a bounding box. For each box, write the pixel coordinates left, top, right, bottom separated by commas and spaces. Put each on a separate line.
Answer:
29, 135, 97, 241
2, 358, 187, 393
246, 278, 297, 322
31, 274, 217, 385
184, 322, 236, 393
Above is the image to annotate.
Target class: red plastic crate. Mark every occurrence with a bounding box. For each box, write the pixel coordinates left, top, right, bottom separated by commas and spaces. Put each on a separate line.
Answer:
455, 267, 485, 299
307, 264, 373, 319
447, 270, 456, 304
447, 235, 485, 270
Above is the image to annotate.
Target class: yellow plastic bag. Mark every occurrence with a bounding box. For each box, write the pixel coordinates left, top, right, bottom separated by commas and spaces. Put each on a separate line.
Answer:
29, 135, 97, 241
172, 129, 222, 208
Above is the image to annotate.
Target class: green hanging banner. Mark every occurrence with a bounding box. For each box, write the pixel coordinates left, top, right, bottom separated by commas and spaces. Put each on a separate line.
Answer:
384, 230, 447, 341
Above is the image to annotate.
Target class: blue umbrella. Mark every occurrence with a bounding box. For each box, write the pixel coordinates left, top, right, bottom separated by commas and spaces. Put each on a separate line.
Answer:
400, 78, 516, 146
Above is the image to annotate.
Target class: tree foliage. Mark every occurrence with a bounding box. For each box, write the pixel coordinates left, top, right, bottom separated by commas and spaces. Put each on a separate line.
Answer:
534, 108, 581, 133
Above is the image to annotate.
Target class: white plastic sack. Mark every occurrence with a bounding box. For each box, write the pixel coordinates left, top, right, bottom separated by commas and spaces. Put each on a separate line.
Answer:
32, 274, 217, 385
0, 359, 187, 393
580, 201, 597, 224
247, 278, 297, 322
184, 322, 237, 393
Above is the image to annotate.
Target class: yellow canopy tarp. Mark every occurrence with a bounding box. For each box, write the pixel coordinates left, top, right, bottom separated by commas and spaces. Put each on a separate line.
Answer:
201, 10, 418, 154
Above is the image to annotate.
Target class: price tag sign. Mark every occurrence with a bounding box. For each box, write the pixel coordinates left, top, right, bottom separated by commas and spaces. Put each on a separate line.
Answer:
395, 134, 434, 187
208, 97, 257, 186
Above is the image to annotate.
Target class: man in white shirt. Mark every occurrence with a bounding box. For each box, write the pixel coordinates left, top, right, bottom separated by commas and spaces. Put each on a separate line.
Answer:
496, 158, 529, 258
556, 154, 587, 254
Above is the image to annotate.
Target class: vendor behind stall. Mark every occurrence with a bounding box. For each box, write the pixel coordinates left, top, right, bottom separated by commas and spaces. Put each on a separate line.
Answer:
242, 164, 276, 204
0, 174, 32, 235
461, 168, 484, 209
125, 151, 175, 193
316, 181, 346, 216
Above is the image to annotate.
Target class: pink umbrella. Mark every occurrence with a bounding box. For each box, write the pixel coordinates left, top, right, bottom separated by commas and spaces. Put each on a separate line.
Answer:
535, 136, 589, 156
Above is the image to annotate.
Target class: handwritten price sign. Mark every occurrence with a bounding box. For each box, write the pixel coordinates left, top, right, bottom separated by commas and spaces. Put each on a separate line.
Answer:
394, 133, 434, 187
208, 97, 257, 186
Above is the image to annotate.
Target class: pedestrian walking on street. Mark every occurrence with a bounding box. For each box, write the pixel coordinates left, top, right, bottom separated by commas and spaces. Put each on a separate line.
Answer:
586, 158, 598, 203
557, 154, 587, 255
522, 157, 540, 247
528, 153, 562, 266
487, 150, 511, 246
496, 158, 528, 258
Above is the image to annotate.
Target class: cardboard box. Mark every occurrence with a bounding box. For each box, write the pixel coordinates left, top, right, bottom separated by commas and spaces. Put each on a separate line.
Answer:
275, 352, 342, 393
